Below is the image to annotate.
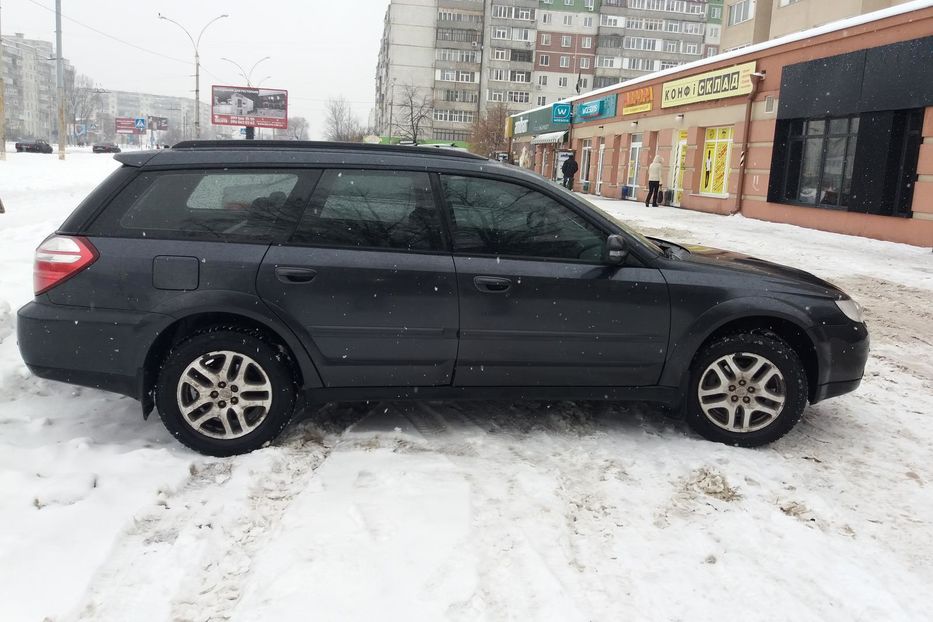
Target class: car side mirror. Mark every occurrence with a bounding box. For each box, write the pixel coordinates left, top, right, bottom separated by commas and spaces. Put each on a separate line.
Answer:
606, 234, 629, 265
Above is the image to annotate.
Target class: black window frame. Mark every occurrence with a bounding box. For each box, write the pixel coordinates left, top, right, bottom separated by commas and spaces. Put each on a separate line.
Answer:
85, 166, 321, 244
779, 115, 860, 211
435, 171, 614, 265
285, 167, 451, 256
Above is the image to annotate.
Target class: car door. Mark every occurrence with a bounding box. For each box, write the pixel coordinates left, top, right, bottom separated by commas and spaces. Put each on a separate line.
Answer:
440, 173, 669, 387
257, 168, 459, 388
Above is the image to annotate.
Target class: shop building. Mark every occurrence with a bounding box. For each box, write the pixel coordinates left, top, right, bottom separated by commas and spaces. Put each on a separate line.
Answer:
509, 1, 933, 246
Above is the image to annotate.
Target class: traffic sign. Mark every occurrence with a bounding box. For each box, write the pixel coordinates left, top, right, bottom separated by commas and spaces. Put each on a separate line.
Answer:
134, 117, 147, 130
552, 102, 572, 124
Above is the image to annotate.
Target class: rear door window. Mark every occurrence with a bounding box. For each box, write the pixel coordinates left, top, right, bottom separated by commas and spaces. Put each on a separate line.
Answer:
89, 169, 319, 243
290, 170, 445, 251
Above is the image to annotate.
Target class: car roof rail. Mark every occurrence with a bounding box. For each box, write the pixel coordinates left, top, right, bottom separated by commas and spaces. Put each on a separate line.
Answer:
170, 140, 489, 161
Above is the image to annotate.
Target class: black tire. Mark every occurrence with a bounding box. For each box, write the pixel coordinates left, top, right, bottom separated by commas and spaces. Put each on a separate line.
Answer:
155, 328, 298, 456
685, 332, 808, 447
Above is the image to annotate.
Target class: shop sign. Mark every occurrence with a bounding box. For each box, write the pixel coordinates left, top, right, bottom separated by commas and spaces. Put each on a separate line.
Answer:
514, 117, 529, 135
573, 94, 617, 123
662, 61, 757, 108
552, 102, 573, 124
623, 86, 653, 115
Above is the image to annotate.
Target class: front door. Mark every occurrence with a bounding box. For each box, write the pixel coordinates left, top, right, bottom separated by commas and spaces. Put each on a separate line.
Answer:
626, 134, 643, 200
595, 141, 606, 195
257, 169, 458, 388
439, 174, 670, 387
671, 131, 688, 206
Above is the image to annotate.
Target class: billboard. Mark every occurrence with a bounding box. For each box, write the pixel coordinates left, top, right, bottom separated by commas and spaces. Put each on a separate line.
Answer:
661, 61, 757, 108
148, 116, 169, 131
211, 85, 288, 129
115, 117, 145, 135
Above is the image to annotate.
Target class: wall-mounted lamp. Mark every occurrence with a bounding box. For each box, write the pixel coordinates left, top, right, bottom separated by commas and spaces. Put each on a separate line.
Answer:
675, 114, 685, 121
630, 120, 639, 128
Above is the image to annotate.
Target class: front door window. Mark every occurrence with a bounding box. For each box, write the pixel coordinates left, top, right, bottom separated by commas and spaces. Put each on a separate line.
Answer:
626, 134, 643, 200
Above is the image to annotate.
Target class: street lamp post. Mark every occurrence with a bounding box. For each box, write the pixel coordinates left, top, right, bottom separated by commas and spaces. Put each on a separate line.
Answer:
221, 56, 270, 140
158, 13, 228, 139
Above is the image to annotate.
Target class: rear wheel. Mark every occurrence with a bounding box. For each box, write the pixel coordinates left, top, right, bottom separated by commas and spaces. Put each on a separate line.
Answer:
686, 332, 807, 447
155, 328, 297, 456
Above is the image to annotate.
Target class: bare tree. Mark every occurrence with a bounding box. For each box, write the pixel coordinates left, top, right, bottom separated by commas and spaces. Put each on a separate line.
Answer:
468, 103, 511, 157
392, 83, 432, 144
288, 116, 310, 141
67, 75, 102, 145
323, 97, 364, 142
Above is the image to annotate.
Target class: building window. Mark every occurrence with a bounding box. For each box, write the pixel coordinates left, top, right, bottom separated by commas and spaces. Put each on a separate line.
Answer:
583, 16, 594, 27
563, 14, 573, 26
540, 33, 551, 45
683, 22, 704, 35
491, 68, 506, 81
582, 36, 592, 48
434, 130, 470, 142
665, 40, 679, 52
538, 75, 548, 85
558, 76, 569, 87
539, 54, 550, 66
684, 43, 700, 55
700, 126, 734, 195
706, 46, 719, 57
488, 90, 505, 102
779, 0, 801, 5
779, 117, 859, 209
729, 0, 753, 26
510, 70, 530, 82
584, 0, 595, 8
493, 27, 509, 39
507, 91, 530, 103
494, 48, 508, 60
537, 96, 547, 106
601, 14, 622, 27
560, 55, 570, 68
709, 6, 722, 19
579, 57, 590, 69
561, 35, 572, 47
542, 11, 552, 24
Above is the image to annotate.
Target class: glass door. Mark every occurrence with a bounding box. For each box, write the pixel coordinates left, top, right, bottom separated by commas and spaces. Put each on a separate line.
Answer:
581, 139, 593, 190
595, 141, 606, 195
670, 130, 688, 206
625, 134, 643, 200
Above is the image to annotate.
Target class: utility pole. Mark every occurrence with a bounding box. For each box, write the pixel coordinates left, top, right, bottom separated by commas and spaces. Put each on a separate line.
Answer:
55, 0, 65, 160
0, 0, 6, 161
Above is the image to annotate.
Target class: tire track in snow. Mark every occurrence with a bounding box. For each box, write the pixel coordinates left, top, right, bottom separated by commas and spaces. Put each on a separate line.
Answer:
66, 420, 340, 622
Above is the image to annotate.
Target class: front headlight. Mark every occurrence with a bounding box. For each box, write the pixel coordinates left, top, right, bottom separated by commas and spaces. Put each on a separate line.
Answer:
835, 299, 864, 323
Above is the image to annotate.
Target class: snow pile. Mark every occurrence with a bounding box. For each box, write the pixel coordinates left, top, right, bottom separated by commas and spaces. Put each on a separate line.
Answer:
1, 155, 931, 621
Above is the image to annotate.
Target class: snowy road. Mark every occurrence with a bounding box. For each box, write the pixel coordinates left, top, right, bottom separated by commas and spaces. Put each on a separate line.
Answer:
1, 153, 931, 621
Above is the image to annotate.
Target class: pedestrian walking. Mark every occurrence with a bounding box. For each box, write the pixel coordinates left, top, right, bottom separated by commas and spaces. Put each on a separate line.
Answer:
646, 155, 663, 207
561, 153, 579, 190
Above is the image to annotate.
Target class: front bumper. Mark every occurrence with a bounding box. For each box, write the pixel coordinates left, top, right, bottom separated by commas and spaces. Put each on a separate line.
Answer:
17, 300, 171, 400
810, 320, 870, 404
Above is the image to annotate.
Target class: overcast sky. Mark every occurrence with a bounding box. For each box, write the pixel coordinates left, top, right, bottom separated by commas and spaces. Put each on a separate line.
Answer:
2, 0, 389, 138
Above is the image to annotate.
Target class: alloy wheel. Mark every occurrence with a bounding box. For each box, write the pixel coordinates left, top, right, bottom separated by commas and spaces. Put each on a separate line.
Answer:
697, 352, 787, 433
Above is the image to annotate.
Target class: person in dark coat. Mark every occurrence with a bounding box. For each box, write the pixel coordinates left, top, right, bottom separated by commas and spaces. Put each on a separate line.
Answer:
561, 153, 579, 190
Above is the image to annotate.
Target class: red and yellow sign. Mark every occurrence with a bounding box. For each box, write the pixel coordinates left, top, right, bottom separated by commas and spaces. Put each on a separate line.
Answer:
622, 86, 653, 115
662, 62, 757, 109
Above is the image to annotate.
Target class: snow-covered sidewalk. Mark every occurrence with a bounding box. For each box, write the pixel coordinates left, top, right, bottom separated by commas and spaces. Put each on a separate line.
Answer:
1, 154, 931, 621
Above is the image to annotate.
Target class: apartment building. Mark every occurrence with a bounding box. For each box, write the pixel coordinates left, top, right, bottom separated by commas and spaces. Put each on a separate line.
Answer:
1, 33, 74, 140
97, 90, 209, 143
374, 0, 713, 142
721, 0, 914, 51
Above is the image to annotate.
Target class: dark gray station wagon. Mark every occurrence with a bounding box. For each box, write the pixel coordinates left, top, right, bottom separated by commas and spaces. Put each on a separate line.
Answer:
18, 141, 869, 455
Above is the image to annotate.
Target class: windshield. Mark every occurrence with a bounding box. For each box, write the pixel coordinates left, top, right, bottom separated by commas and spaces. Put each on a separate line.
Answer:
551, 183, 664, 255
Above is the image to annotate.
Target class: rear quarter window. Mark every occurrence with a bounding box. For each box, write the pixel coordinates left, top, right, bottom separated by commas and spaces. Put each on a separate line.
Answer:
87, 169, 320, 243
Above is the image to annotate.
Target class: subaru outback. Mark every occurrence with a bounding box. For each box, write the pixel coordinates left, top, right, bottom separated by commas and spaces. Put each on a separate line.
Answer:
17, 141, 869, 455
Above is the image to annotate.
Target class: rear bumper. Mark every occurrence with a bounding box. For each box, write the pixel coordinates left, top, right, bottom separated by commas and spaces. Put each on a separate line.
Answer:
17, 300, 172, 400
810, 321, 870, 404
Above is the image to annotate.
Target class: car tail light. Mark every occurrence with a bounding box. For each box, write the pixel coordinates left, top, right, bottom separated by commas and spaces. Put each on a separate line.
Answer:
34, 235, 99, 295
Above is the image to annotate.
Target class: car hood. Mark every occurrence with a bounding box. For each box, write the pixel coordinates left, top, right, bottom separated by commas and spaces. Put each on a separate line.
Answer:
663, 241, 846, 299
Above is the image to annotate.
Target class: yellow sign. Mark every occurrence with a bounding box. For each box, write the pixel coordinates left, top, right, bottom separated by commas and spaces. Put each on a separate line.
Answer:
505, 117, 514, 139
662, 62, 757, 109
622, 86, 653, 116
700, 126, 734, 195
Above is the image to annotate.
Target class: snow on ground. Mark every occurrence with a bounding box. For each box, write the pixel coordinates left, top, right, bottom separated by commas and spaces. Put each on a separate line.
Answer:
1, 153, 931, 621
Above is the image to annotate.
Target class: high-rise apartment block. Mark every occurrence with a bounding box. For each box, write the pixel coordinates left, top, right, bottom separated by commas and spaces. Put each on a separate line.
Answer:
1, 33, 74, 140
720, 0, 915, 51
375, 0, 712, 142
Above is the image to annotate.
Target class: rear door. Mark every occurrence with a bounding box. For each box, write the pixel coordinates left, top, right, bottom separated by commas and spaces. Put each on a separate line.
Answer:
440, 174, 670, 387
257, 169, 459, 388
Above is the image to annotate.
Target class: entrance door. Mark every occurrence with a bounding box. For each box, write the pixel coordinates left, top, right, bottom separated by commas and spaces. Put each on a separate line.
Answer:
257, 169, 458, 388
595, 141, 606, 195
439, 174, 670, 388
670, 131, 688, 206
580, 139, 593, 190
626, 134, 643, 200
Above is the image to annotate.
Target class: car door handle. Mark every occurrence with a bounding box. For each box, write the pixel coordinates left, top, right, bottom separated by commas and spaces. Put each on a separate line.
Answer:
474, 276, 512, 293
275, 266, 317, 284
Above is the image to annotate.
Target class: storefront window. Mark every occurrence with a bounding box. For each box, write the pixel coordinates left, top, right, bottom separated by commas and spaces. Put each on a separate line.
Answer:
782, 116, 858, 209
700, 126, 733, 195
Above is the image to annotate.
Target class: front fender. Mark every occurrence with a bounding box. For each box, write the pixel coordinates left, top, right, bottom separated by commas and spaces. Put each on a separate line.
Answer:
659, 295, 816, 389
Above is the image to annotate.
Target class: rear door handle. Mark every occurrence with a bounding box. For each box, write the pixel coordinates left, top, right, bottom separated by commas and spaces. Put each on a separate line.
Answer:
474, 276, 512, 293
275, 266, 317, 284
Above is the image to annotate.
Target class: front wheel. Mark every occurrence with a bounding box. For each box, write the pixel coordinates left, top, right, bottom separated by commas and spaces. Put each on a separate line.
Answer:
685, 332, 808, 447
155, 329, 298, 456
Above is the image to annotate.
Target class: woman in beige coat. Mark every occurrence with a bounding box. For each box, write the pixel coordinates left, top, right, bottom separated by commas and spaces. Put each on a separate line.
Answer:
646, 155, 663, 207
